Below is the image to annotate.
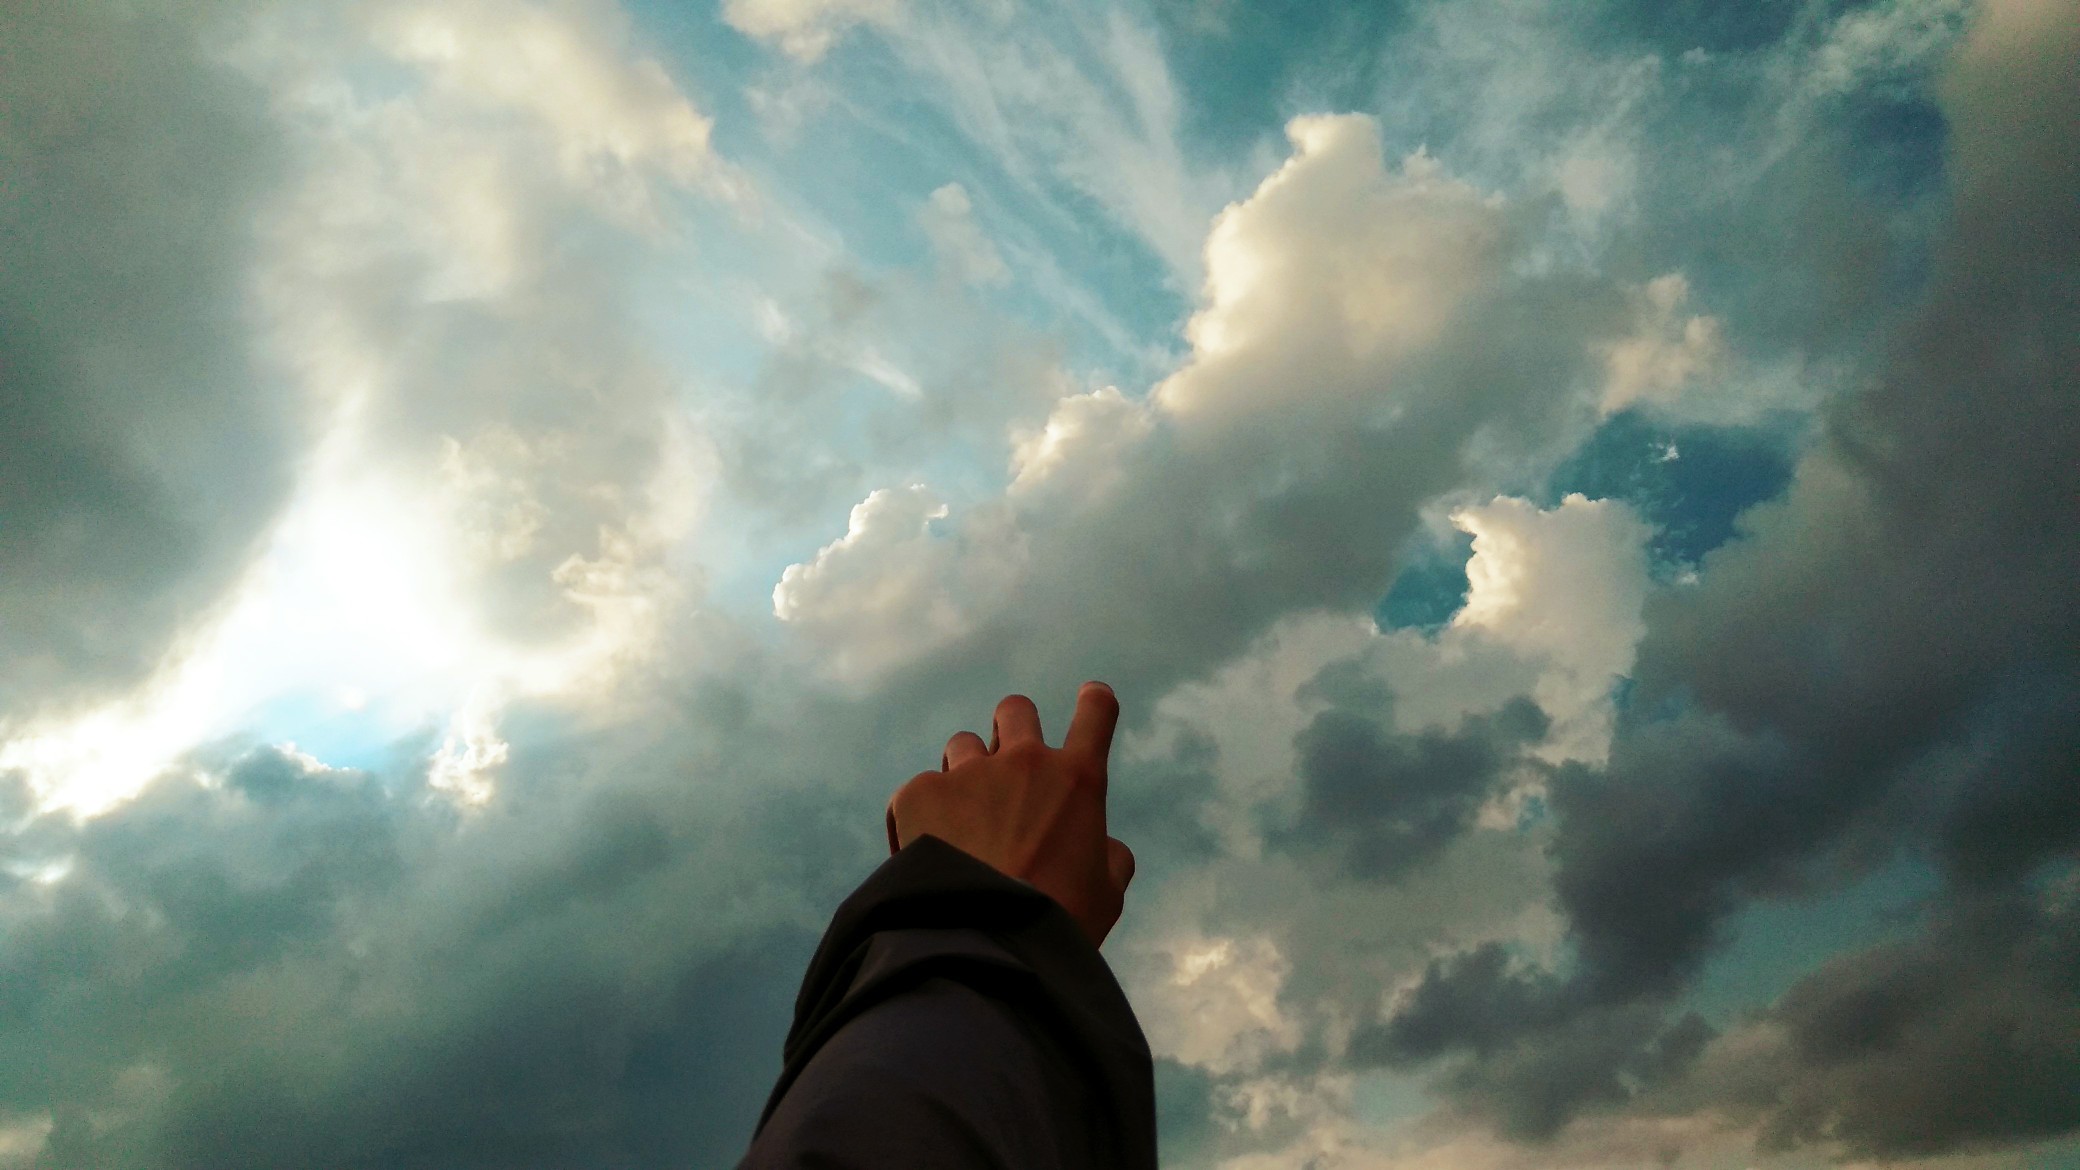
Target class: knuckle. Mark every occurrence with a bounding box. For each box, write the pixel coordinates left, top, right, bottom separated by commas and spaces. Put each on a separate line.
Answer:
891, 772, 937, 810
1001, 741, 1047, 767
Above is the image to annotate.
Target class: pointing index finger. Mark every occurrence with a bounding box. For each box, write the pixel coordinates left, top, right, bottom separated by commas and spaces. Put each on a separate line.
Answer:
1064, 680, 1120, 764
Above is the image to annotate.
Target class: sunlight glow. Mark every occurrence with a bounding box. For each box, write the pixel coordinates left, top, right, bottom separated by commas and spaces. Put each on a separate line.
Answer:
1, 415, 697, 818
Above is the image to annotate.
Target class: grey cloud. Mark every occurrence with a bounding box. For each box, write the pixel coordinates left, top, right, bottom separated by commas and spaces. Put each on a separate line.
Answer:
1554, 0, 2080, 1002
1354, 944, 1570, 1065
1692, 885, 2080, 1160
10, 2, 2077, 1168
1351, 942, 1715, 1141
879, 262, 1627, 737
1108, 727, 1224, 878
1434, 1005, 1712, 1143
0, 0, 298, 720
0, 649, 1117, 1169
0, 716, 851, 1170
2, 747, 411, 1156
1546, 715, 1825, 1001
1931, 681, 2080, 888
1270, 693, 1547, 882
1151, 1057, 1220, 1168
1373, 0, 2080, 1149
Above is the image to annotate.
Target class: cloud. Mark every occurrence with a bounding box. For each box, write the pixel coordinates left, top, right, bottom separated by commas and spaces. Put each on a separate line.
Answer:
1364, 0, 2080, 1149
1571, 0, 2079, 994
1351, 940, 1714, 1141
2, 0, 732, 813
1160, 122, 1504, 420
869, 1, 1233, 281
722, 0, 898, 63
1006, 385, 1151, 498
0, 0, 299, 722
771, 483, 970, 681
917, 183, 1010, 286
1449, 495, 1651, 765
1084, 485, 1660, 1157
1705, 881, 2080, 1158
0, 727, 852, 1169
365, 0, 732, 218
1272, 696, 1547, 882
1139, 934, 1305, 1077
1598, 274, 1727, 413
7, 0, 2077, 1166
772, 113, 1635, 706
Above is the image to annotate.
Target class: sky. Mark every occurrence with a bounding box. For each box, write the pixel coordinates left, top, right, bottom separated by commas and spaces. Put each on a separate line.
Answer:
1, 0, 2075, 1166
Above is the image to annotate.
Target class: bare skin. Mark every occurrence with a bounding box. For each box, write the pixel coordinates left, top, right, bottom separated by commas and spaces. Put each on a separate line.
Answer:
886, 682, 1137, 948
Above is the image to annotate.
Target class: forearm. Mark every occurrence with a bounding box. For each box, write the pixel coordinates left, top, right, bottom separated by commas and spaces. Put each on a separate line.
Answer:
738, 835, 1156, 1170
740, 969, 1092, 1168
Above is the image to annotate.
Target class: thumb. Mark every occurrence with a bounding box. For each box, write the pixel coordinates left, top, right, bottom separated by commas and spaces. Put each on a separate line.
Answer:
1105, 836, 1136, 893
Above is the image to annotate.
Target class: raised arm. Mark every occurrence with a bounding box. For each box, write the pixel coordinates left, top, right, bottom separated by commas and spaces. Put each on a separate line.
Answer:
738, 683, 1154, 1170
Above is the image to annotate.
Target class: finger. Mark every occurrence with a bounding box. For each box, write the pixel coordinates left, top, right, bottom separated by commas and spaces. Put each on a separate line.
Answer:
1106, 836, 1136, 892
1064, 680, 1120, 763
943, 730, 988, 770
993, 693, 1043, 748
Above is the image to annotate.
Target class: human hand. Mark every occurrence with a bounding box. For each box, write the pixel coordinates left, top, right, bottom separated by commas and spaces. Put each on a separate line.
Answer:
886, 682, 1137, 948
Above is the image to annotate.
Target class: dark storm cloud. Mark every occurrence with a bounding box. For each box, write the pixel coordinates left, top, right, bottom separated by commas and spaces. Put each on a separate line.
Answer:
0, 726, 848, 1170
1371, 0, 2080, 1152
1556, 0, 2080, 1002
1348, 942, 1714, 1141
1108, 726, 1224, 876
0, 656, 1074, 1170
1268, 688, 1547, 882
0, 0, 298, 720
1, 747, 411, 1159
1736, 885, 2080, 1158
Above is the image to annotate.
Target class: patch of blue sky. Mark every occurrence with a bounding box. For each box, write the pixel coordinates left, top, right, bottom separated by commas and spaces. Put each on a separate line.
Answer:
239, 688, 437, 777
1602, 0, 1872, 56
1543, 407, 1800, 571
1374, 526, 1474, 633
1685, 850, 1941, 1023
1144, 0, 1416, 161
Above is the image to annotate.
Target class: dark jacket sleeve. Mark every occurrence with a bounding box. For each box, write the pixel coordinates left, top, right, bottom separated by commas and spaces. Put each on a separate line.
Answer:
736, 834, 1157, 1170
